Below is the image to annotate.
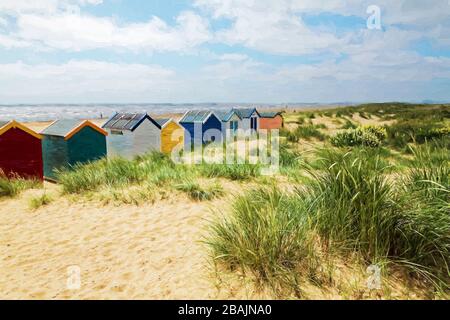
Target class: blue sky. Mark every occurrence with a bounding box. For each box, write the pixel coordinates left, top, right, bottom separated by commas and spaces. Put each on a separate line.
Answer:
0, 0, 450, 103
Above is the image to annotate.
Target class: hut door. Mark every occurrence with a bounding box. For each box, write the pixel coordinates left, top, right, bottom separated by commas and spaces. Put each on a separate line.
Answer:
251, 117, 257, 131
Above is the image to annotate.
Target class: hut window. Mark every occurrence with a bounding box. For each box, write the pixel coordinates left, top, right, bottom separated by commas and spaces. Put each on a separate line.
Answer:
230, 120, 238, 132
111, 130, 123, 135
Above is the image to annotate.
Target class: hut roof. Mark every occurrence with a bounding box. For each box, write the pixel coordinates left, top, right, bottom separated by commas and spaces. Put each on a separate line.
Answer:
179, 110, 215, 124
102, 113, 159, 132
0, 120, 42, 139
214, 110, 241, 122
259, 111, 283, 118
42, 119, 107, 140
232, 108, 260, 119
154, 118, 172, 128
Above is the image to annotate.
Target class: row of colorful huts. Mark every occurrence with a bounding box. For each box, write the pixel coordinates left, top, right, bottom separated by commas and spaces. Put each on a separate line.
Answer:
0, 108, 283, 181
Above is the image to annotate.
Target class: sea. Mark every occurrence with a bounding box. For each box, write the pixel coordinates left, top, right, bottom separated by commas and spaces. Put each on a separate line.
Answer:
0, 103, 340, 122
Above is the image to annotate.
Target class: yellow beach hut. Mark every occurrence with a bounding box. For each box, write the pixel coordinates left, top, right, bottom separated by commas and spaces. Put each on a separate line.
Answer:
154, 118, 184, 154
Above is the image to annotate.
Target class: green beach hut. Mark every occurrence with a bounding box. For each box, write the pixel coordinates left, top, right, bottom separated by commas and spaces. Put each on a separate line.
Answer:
41, 119, 108, 180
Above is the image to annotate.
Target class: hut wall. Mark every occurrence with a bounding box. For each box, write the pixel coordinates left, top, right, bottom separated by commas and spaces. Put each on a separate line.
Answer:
202, 115, 222, 144
0, 128, 43, 180
106, 130, 135, 159
133, 120, 160, 155
161, 121, 184, 154
181, 122, 195, 151
260, 115, 283, 130
68, 126, 107, 165
221, 113, 241, 139
42, 135, 69, 180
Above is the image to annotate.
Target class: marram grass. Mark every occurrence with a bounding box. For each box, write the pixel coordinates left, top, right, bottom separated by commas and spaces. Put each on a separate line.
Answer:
207, 146, 450, 294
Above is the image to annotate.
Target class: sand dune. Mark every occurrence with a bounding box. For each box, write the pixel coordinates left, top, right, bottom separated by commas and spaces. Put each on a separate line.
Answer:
0, 184, 264, 300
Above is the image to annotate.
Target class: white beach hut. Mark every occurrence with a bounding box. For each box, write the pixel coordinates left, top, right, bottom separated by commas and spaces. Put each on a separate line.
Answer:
102, 113, 161, 159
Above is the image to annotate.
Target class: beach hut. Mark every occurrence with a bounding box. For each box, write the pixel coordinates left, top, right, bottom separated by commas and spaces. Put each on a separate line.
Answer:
154, 118, 184, 155
41, 119, 107, 180
215, 110, 242, 137
232, 108, 260, 132
259, 111, 284, 131
0, 120, 43, 180
102, 113, 161, 159
179, 110, 222, 148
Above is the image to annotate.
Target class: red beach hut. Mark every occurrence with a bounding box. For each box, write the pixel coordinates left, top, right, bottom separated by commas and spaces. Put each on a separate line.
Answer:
0, 120, 43, 180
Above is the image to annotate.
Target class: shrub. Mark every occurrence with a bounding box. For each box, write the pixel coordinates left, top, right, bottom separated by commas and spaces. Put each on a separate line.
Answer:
330, 126, 385, 148
341, 119, 357, 129
386, 120, 448, 148
362, 125, 387, 141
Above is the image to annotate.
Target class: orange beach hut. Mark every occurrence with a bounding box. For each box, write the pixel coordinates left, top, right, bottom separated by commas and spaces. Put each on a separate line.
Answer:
259, 111, 284, 131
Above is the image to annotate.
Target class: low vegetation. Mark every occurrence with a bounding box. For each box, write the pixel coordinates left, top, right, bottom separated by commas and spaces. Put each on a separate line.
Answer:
286, 124, 327, 142
208, 145, 449, 296
0, 175, 40, 198
29, 193, 53, 210
175, 180, 224, 201
330, 125, 387, 148
2, 102, 448, 299
208, 103, 450, 298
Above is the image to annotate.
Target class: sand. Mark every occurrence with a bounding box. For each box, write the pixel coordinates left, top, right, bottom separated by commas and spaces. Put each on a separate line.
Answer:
0, 184, 266, 300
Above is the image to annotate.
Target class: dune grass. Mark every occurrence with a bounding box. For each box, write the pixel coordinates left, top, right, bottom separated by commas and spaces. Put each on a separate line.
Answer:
207, 145, 450, 295
57, 152, 193, 194
206, 187, 320, 295
0, 176, 40, 198
175, 180, 224, 201
198, 163, 261, 180
29, 193, 53, 210
286, 125, 326, 142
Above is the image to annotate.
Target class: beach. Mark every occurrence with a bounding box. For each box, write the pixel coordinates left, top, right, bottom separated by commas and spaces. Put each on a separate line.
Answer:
0, 181, 268, 299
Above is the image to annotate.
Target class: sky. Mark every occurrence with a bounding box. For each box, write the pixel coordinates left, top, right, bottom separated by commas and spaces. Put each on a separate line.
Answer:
0, 0, 450, 104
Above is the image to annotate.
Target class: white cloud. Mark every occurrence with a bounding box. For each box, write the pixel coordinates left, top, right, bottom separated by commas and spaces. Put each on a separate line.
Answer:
196, 0, 343, 55
0, 58, 449, 103
0, 0, 103, 15
195, 0, 450, 55
0, 60, 175, 102
0, 1, 210, 53
1, 11, 210, 52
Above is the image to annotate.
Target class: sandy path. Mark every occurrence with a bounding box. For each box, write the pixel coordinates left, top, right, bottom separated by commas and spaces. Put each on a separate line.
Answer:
0, 186, 254, 300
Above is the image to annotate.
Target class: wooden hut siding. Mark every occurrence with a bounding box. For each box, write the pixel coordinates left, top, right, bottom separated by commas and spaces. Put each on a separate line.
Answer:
103, 113, 160, 159
134, 120, 160, 155
106, 130, 134, 159
161, 121, 184, 154
42, 135, 68, 180
232, 108, 260, 132
0, 123, 43, 180
179, 111, 222, 148
181, 122, 197, 150
259, 115, 283, 130
41, 120, 107, 180
219, 113, 241, 138
202, 115, 222, 143
68, 126, 107, 165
